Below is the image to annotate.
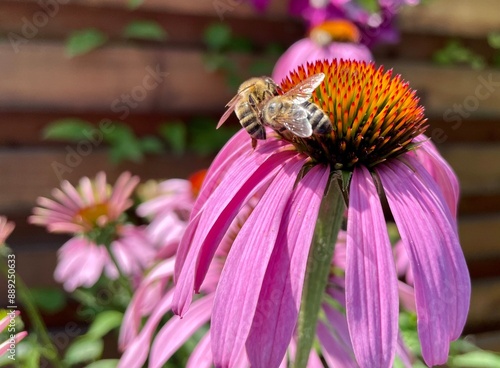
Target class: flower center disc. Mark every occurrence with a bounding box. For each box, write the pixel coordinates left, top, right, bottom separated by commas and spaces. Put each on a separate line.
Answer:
279, 60, 428, 169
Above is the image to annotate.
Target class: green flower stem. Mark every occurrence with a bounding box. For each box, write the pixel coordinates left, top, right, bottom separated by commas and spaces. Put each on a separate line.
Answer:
294, 175, 346, 368
0, 253, 66, 368
105, 244, 133, 297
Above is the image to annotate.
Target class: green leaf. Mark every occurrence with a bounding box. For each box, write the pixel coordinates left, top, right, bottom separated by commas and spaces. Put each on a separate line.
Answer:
488, 32, 500, 49
66, 29, 108, 57
64, 338, 103, 365
139, 136, 164, 154
356, 0, 380, 14
102, 124, 144, 163
85, 360, 119, 368
123, 20, 167, 41
189, 117, 237, 156
203, 23, 232, 51
43, 119, 94, 141
87, 311, 123, 339
294, 177, 345, 368
202, 53, 234, 72
248, 60, 275, 76
227, 36, 253, 52
29, 288, 67, 314
450, 351, 500, 367
127, 0, 143, 9
159, 121, 187, 155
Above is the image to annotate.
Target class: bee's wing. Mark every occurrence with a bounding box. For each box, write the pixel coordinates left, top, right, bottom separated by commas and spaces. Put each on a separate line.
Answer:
284, 73, 325, 103
277, 105, 313, 138
217, 94, 241, 128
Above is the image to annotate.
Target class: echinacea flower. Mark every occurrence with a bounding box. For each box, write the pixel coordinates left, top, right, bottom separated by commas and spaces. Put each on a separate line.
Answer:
136, 172, 205, 259
173, 59, 470, 367
29, 171, 139, 235
273, 20, 373, 84
0, 311, 27, 357
29, 172, 149, 290
295, 0, 420, 47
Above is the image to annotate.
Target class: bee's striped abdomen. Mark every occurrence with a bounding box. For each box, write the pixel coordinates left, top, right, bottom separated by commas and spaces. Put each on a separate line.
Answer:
305, 102, 332, 134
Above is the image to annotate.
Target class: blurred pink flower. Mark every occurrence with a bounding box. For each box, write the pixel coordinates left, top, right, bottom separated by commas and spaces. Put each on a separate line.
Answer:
0, 217, 15, 244
297, 0, 420, 46
54, 237, 114, 291
273, 20, 372, 83
29, 172, 162, 291
29, 171, 139, 234
173, 60, 470, 367
0, 311, 27, 357
136, 177, 199, 259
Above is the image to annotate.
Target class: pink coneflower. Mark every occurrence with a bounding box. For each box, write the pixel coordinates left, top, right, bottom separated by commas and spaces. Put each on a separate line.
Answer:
29, 172, 150, 290
120, 228, 413, 368
136, 171, 205, 259
173, 60, 470, 367
273, 20, 372, 83
29, 171, 139, 234
294, 0, 420, 47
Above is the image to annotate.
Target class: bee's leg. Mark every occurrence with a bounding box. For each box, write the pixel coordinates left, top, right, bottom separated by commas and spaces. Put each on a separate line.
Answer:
248, 94, 258, 108
251, 138, 258, 149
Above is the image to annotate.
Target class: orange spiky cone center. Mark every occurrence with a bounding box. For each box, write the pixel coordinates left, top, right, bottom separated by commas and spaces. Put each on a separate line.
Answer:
75, 203, 110, 229
309, 20, 361, 45
278, 60, 428, 169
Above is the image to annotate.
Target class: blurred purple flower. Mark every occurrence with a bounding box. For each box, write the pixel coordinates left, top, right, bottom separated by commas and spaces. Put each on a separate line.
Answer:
273, 19, 372, 83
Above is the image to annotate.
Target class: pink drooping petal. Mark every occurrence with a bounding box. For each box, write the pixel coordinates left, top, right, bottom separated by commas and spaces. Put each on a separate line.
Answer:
413, 135, 460, 218
54, 238, 108, 292
174, 132, 281, 277
377, 158, 470, 366
398, 281, 416, 313
109, 172, 140, 218
0, 331, 28, 356
318, 293, 358, 368
59, 181, 86, 208
346, 165, 399, 368
246, 164, 330, 368
117, 290, 174, 368
211, 157, 306, 368
173, 145, 296, 316
119, 258, 175, 349
79, 176, 95, 205
397, 333, 414, 368
149, 294, 214, 368
175, 137, 284, 279
193, 129, 252, 216
187, 332, 213, 368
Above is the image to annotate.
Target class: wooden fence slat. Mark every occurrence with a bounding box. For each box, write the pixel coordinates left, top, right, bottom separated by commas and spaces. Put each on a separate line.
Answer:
468, 278, 500, 328
12, 0, 500, 38
460, 215, 500, 261
439, 144, 500, 196
0, 148, 213, 212
1, 144, 500, 209
0, 1, 303, 49
2, 111, 500, 146
398, 0, 500, 38
1, 42, 500, 118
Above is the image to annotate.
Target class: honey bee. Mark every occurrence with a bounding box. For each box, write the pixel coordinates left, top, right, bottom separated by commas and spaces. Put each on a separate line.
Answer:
217, 77, 280, 147
261, 73, 332, 138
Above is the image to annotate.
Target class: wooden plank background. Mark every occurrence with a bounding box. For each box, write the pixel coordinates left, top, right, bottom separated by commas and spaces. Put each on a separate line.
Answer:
1, 0, 500, 353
